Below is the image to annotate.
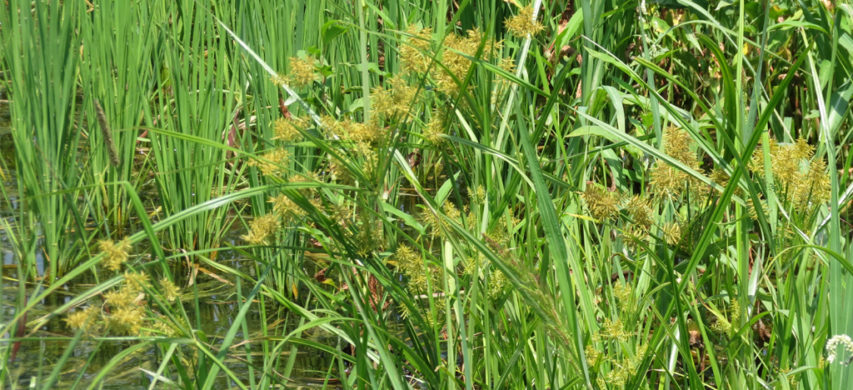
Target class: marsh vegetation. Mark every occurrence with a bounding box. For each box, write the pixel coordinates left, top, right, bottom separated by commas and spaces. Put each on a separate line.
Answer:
1, 0, 853, 388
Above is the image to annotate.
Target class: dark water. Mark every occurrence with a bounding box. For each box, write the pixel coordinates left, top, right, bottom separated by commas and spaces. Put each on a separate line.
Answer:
1, 254, 338, 388
0, 97, 336, 388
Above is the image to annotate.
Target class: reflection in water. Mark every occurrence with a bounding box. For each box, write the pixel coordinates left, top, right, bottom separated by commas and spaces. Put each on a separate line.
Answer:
1, 271, 337, 388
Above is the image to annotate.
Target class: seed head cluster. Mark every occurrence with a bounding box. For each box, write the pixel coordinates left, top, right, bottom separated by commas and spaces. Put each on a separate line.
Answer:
272, 116, 306, 142
401, 25, 502, 97
99, 237, 132, 271
400, 25, 434, 75
268, 193, 306, 221
322, 115, 384, 146
505, 4, 545, 38
625, 195, 654, 228
71, 235, 184, 337
391, 244, 437, 294
241, 213, 281, 245
286, 56, 319, 87
581, 184, 622, 221
160, 277, 181, 303
749, 137, 830, 211
649, 127, 706, 199
249, 148, 290, 177
65, 306, 99, 332
434, 28, 490, 96
423, 109, 446, 145
371, 75, 420, 119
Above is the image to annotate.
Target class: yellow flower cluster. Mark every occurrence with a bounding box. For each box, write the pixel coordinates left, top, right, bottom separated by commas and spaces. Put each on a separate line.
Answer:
272, 116, 306, 142
649, 127, 706, 199
421, 202, 464, 238
286, 56, 318, 87
505, 4, 545, 38
103, 272, 148, 335
159, 278, 181, 303
99, 237, 132, 272
749, 137, 830, 210
400, 25, 434, 75
423, 110, 446, 145
268, 193, 307, 221
249, 148, 290, 176
581, 184, 622, 221
65, 306, 100, 333
661, 222, 682, 247
241, 214, 281, 244
435, 28, 491, 96
124, 270, 150, 292
322, 115, 384, 146
401, 25, 501, 97
371, 75, 420, 119
612, 281, 634, 314
600, 344, 646, 387
66, 270, 183, 336
107, 305, 146, 335
319, 114, 386, 178
625, 195, 654, 228
391, 244, 438, 294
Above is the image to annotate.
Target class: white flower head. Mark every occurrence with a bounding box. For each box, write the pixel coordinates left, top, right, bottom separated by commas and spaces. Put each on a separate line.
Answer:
826, 334, 853, 365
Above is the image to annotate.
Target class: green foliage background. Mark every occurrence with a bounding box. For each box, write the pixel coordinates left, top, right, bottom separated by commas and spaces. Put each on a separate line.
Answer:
0, 0, 852, 388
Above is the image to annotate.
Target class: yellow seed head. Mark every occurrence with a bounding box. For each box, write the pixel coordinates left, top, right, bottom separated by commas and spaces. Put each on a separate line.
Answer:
107, 305, 145, 335
249, 148, 290, 176
625, 195, 654, 228
505, 5, 545, 38
287, 56, 318, 87
324, 116, 384, 146
424, 110, 446, 145
159, 278, 181, 303
804, 158, 830, 206
149, 315, 181, 337
432, 28, 493, 96
272, 116, 305, 142
104, 285, 142, 308
123, 271, 150, 295
99, 238, 132, 272
241, 214, 281, 245
393, 244, 438, 293
581, 184, 621, 221
268, 193, 308, 222
612, 281, 634, 313
621, 223, 648, 250
752, 137, 830, 210
585, 344, 601, 367
371, 76, 420, 119
400, 25, 434, 75
442, 202, 462, 222
661, 222, 682, 247
600, 318, 630, 341
65, 306, 100, 332
487, 267, 507, 298
270, 73, 288, 86
650, 127, 705, 199
650, 165, 688, 199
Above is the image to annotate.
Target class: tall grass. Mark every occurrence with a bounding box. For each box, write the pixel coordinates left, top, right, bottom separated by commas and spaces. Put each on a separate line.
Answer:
1, 0, 852, 388
0, 0, 90, 283
79, 0, 158, 234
